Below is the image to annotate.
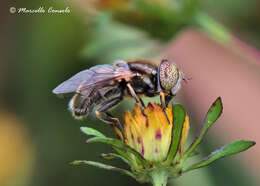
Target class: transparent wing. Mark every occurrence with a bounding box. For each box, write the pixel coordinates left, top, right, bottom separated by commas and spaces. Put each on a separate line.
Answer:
77, 65, 117, 90
52, 69, 95, 94
52, 64, 133, 95
77, 64, 134, 93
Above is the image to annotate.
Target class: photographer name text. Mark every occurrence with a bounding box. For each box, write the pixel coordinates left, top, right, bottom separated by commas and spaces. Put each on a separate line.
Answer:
10, 7, 71, 14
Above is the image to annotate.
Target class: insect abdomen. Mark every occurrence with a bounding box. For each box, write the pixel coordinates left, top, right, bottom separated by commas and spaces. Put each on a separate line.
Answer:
69, 93, 93, 119
69, 87, 122, 119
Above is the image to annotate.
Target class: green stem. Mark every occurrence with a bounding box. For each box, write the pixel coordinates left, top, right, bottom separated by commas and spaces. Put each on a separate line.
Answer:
150, 170, 168, 186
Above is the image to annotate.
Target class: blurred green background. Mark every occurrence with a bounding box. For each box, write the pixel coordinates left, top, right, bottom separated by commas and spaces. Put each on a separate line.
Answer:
1, 0, 259, 186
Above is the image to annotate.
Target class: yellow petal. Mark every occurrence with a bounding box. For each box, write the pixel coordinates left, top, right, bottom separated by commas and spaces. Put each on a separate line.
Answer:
124, 103, 173, 162
179, 116, 190, 154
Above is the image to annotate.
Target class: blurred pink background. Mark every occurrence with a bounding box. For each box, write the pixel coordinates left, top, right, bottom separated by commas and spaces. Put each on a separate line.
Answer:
165, 29, 260, 181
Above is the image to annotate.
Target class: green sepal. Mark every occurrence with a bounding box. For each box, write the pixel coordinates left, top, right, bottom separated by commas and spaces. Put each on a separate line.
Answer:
183, 140, 255, 172
166, 104, 186, 165
112, 147, 138, 168
184, 97, 223, 159
100, 153, 118, 160
101, 153, 132, 166
80, 127, 106, 138
71, 160, 135, 178
87, 137, 149, 168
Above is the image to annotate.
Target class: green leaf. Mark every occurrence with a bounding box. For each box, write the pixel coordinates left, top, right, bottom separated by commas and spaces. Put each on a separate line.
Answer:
80, 127, 106, 138
71, 160, 135, 178
87, 137, 149, 168
183, 140, 255, 172
166, 104, 186, 165
184, 97, 223, 159
205, 97, 223, 125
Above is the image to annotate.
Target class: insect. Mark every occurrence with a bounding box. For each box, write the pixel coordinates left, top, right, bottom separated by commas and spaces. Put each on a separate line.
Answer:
53, 59, 185, 137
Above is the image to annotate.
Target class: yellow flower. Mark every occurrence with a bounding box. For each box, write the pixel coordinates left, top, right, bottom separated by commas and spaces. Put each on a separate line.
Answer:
75, 97, 255, 186
123, 103, 189, 162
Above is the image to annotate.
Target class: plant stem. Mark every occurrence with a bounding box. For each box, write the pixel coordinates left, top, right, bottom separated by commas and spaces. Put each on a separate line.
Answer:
150, 170, 168, 186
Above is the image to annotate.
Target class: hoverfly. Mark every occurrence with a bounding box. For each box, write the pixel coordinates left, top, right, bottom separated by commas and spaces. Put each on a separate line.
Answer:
53, 59, 185, 136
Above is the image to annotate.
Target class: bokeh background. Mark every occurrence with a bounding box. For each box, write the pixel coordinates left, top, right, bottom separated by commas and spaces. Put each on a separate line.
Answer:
1, 0, 260, 186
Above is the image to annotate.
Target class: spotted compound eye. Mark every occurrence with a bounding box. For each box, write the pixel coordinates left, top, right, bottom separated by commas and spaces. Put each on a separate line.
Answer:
159, 60, 179, 91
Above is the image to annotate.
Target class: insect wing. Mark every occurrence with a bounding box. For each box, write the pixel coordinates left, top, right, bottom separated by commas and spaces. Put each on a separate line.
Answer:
52, 69, 95, 94
52, 64, 117, 95
90, 64, 115, 73
77, 64, 134, 92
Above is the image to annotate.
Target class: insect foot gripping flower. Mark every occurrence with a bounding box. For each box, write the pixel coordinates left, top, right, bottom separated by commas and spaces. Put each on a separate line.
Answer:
72, 97, 255, 186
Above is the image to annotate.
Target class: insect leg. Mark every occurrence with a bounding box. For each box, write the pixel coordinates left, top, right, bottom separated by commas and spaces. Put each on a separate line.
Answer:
126, 83, 145, 107
126, 83, 147, 117
165, 95, 173, 107
95, 97, 125, 140
139, 98, 145, 108
160, 91, 166, 109
160, 91, 170, 124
